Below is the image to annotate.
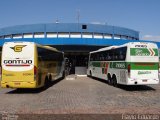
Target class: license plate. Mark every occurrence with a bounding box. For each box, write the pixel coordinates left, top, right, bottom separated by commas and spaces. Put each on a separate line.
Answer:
15, 83, 20, 85
142, 80, 147, 82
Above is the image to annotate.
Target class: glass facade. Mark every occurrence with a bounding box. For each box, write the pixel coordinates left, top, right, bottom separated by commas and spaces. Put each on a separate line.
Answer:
0, 32, 138, 40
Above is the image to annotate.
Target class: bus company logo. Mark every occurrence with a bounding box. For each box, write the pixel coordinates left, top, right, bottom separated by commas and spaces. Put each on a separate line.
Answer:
10, 45, 26, 52
135, 49, 149, 56
138, 71, 151, 75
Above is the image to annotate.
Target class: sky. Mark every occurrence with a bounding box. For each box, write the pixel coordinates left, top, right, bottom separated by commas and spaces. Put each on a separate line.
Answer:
0, 0, 160, 41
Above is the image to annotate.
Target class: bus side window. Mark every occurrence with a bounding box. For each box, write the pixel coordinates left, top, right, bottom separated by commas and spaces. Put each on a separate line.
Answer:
107, 51, 112, 61
119, 51, 124, 60
95, 53, 99, 61
92, 54, 95, 61
107, 54, 111, 61
100, 52, 104, 61
114, 49, 119, 61
38, 56, 44, 67
114, 55, 118, 61
90, 54, 93, 61
110, 52, 114, 61
117, 47, 127, 61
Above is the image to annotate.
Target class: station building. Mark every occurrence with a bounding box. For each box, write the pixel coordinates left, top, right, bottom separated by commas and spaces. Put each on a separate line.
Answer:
0, 23, 159, 74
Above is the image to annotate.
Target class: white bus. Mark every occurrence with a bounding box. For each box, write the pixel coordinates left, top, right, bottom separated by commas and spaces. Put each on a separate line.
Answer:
87, 42, 159, 86
0, 42, 65, 88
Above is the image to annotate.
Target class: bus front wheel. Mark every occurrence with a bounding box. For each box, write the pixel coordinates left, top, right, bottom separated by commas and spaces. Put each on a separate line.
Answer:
62, 71, 65, 79
45, 76, 49, 86
90, 70, 92, 77
112, 76, 117, 87
49, 74, 52, 82
107, 74, 112, 85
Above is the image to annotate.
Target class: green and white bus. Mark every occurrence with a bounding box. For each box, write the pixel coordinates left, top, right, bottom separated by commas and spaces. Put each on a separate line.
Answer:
87, 42, 159, 86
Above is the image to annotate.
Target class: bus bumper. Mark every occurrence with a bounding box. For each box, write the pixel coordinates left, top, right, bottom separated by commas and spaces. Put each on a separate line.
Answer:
126, 78, 159, 85
0, 81, 37, 88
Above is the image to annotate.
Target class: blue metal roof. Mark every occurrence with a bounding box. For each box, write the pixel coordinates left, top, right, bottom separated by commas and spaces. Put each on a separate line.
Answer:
0, 38, 159, 48
0, 23, 139, 38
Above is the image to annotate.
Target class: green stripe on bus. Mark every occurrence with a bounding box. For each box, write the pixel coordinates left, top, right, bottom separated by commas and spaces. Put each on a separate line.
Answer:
130, 63, 158, 70
130, 48, 158, 56
92, 62, 101, 67
110, 62, 126, 69
91, 61, 158, 70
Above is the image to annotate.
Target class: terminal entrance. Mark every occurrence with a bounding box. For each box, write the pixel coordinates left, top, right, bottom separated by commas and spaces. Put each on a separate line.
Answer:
52, 45, 105, 75
65, 53, 88, 75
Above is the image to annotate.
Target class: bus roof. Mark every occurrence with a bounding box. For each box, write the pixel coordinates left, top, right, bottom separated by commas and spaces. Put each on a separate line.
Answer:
37, 44, 62, 53
90, 42, 158, 54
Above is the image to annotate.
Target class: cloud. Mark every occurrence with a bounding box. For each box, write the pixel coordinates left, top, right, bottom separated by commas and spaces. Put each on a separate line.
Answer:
142, 35, 160, 42
90, 22, 107, 25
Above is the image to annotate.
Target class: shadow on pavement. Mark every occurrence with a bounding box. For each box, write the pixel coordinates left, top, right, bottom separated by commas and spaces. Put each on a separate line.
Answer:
6, 78, 63, 94
117, 84, 156, 91
89, 76, 156, 92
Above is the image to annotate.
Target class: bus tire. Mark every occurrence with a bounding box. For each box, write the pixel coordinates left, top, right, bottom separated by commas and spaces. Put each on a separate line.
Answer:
90, 70, 92, 77
107, 74, 112, 85
62, 71, 65, 79
45, 76, 49, 86
49, 74, 52, 82
112, 76, 117, 87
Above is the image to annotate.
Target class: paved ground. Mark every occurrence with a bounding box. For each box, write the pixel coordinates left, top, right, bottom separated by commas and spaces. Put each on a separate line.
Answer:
0, 75, 160, 119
